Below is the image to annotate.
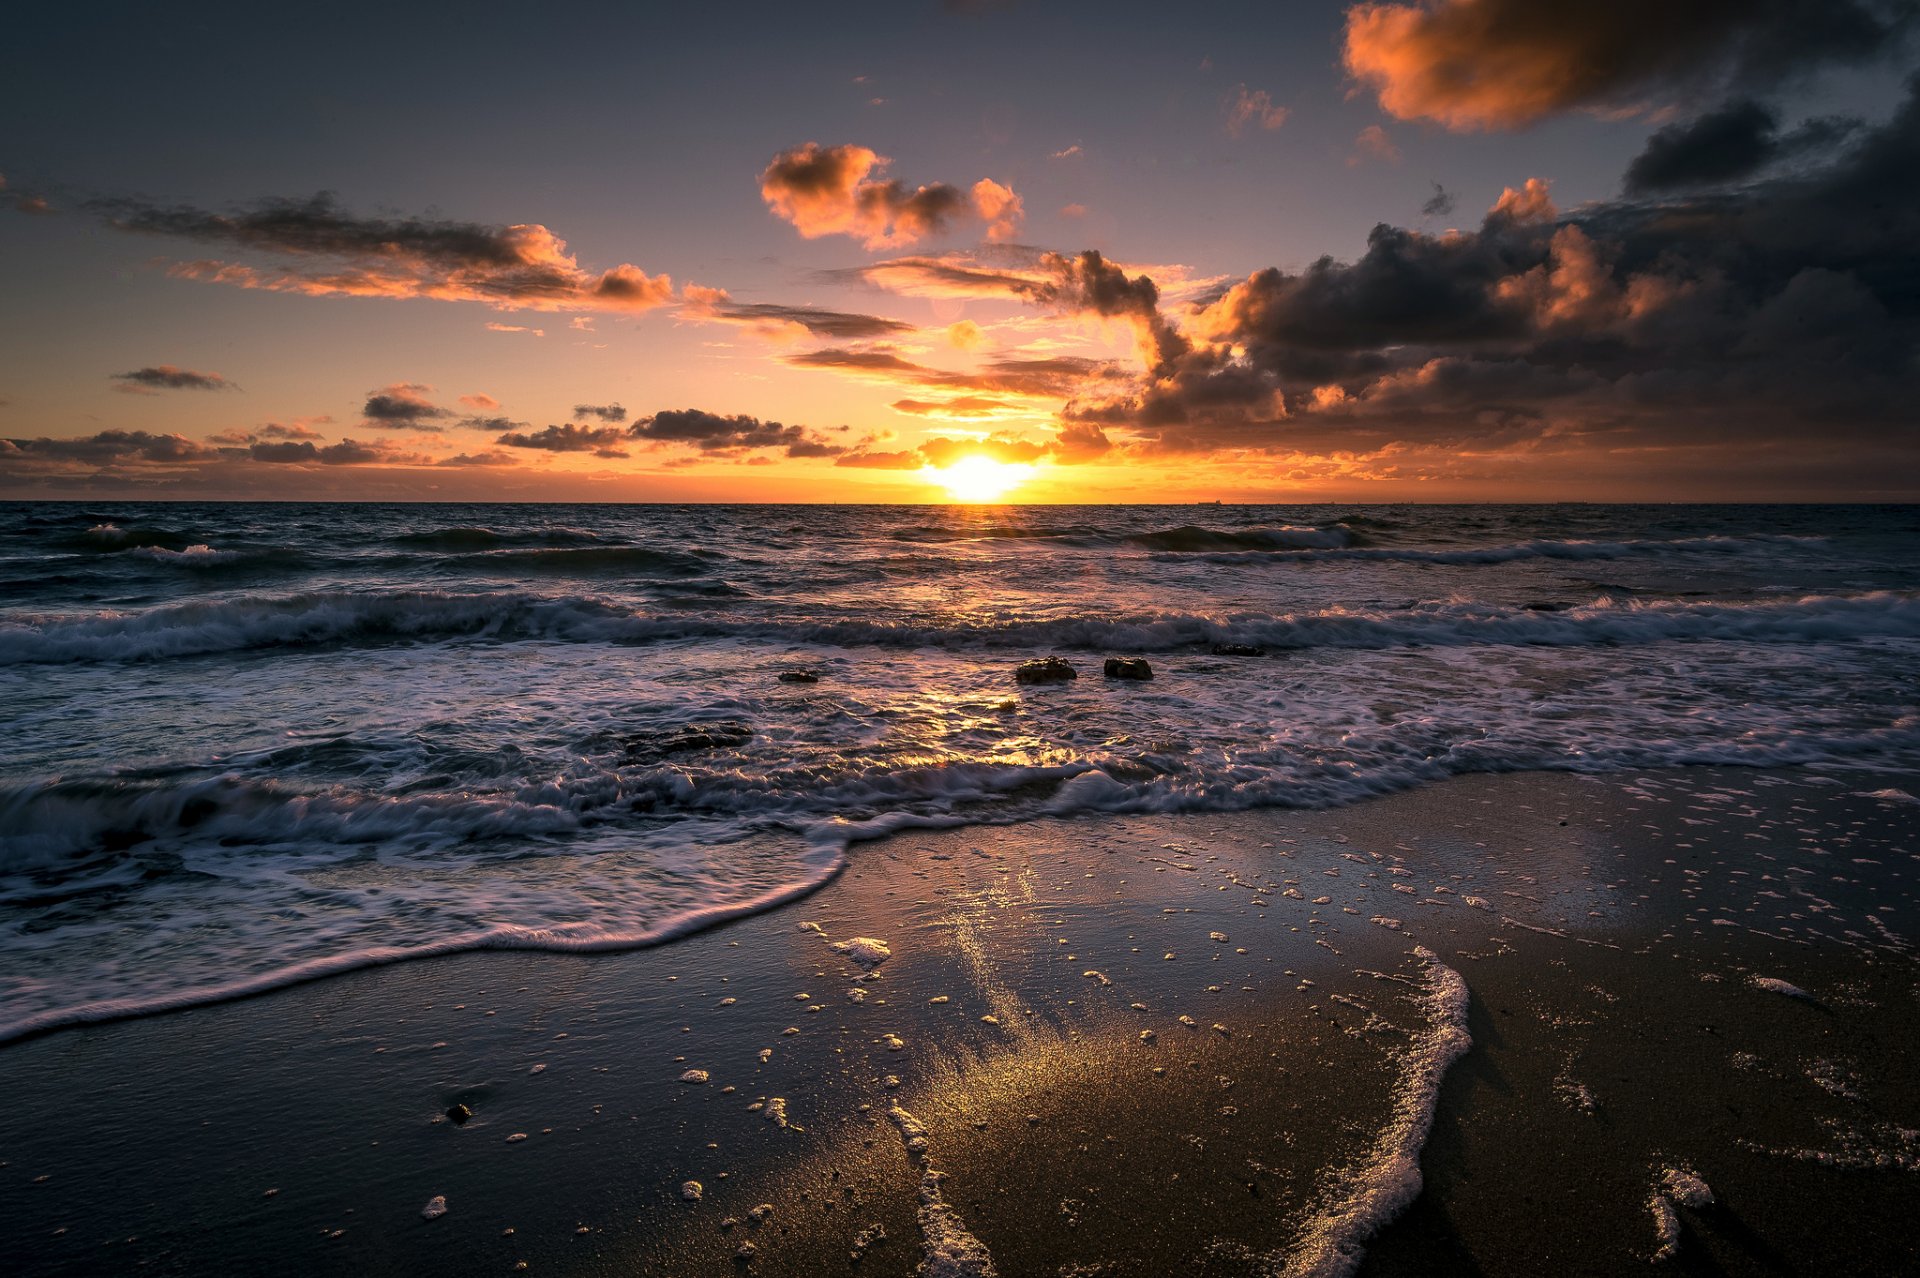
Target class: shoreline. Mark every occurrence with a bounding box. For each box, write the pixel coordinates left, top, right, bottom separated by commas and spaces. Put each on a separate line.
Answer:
4, 762, 1918, 1275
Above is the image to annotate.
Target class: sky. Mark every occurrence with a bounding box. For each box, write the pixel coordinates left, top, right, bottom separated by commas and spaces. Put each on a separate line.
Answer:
3, 0, 1918, 502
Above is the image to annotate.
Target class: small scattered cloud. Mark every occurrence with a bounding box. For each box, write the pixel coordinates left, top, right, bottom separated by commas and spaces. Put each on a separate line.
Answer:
496, 422, 630, 458
362, 382, 451, 427
1349, 124, 1401, 166
759, 142, 1024, 249
1421, 183, 1457, 217
628, 409, 845, 458
111, 365, 237, 394
1225, 85, 1290, 136
572, 403, 628, 423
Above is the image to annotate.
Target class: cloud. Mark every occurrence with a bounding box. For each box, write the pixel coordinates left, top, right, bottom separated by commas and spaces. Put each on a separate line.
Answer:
459, 393, 500, 410
628, 409, 845, 457
785, 345, 1119, 399
101, 192, 674, 313
1622, 100, 1862, 194
249, 437, 431, 465
836, 424, 1110, 470
971, 178, 1025, 242
496, 423, 630, 457
1052, 144, 1083, 159
362, 383, 451, 427
758, 143, 1024, 249
1, 430, 220, 465
485, 322, 546, 336
1226, 85, 1290, 136
111, 365, 237, 394
681, 286, 919, 341
1343, 0, 1915, 131
435, 451, 517, 467
572, 403, 628, 423
1350, 124, 1402, 166
1036, 72, 1920, 480
1421, 183, 1457, 217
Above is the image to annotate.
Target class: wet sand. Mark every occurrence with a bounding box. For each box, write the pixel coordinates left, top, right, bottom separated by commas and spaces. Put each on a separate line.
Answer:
3, 764, 1918, 1276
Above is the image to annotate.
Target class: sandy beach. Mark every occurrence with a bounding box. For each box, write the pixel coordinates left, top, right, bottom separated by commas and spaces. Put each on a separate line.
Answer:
4, 762, 1917, 1277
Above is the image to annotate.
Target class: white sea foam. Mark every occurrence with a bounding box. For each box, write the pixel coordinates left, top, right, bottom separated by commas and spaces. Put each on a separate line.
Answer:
887, 1104, 999, 1278
1267, 947, 1471, 1278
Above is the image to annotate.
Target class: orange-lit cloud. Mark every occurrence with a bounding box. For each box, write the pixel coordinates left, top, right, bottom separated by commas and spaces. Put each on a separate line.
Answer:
1349, 124, 1401, 166
1342, 0, 1913, 131
681, 284, 918, 342
1225, 85, 1290, 136
1487, 177, 1555, 222
759, 143, 1024, 249
105, 193, 674, 313
972, 178, 1025, 242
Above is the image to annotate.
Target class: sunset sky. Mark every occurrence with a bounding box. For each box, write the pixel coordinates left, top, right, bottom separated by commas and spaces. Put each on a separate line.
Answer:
4, 0, 1917, 502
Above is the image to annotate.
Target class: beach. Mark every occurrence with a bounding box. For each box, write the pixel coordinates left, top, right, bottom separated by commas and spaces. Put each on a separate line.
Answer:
6, 762, 1917, 1276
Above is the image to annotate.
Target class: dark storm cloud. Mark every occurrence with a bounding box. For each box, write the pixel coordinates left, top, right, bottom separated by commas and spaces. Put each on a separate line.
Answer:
1345, 0, 1916, 131
495, 423, 630, 457
572, 403, 628, 423
1041, 75, 1920, 468
1623, 101, 1863, 193
1421, 184, 1457, 217
628, 409, 845, 458
96, 191, 674, 312
112, 365, 237, 393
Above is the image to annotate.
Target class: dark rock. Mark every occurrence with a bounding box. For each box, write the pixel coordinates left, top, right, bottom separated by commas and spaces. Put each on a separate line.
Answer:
1211, 643, 1265, 658
1015, 657, 1077, 684
445, 1103, 473, 1125
777, 670, 819, 684
1103, 656, 1153, 680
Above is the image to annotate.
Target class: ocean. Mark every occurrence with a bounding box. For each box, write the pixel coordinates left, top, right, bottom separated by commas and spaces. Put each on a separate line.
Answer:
2, 501, 1916, 1043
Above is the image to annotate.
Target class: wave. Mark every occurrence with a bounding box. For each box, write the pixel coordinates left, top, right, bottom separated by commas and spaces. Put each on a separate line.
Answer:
3, 588, 1915, 664
885, 521, 1360, 551
61, 522, 200, 553
1126, 524, 1358, 551
1173, 533, 1824, 566
0, 844, 844, 1047
3, 703, 1915, 1044
436, 545, 715, 577
385, 526, 615, 551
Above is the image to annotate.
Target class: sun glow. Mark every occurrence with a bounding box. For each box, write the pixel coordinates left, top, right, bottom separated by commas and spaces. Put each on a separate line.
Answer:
927, 455, 1036, 502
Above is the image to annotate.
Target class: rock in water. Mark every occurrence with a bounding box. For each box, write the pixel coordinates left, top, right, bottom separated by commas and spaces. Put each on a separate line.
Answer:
1015, 657, 1076, 684
444, 1103, 473, 1125
777, 669, 819, 683
681, 1180, 704, 1202
1103, 656, 1153, 680
1211, 643, 1265, 657
421, 1195, 449, 1220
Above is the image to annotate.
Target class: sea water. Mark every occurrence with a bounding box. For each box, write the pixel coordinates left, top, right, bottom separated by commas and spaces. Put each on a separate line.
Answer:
1, 501, 1915, 1040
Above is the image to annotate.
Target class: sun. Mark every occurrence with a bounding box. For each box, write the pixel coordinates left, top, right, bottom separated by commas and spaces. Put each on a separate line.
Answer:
927, 455, 1036, 502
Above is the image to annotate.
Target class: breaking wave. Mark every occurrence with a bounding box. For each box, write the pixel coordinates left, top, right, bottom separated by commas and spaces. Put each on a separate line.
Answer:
4, 588, 1915, 664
